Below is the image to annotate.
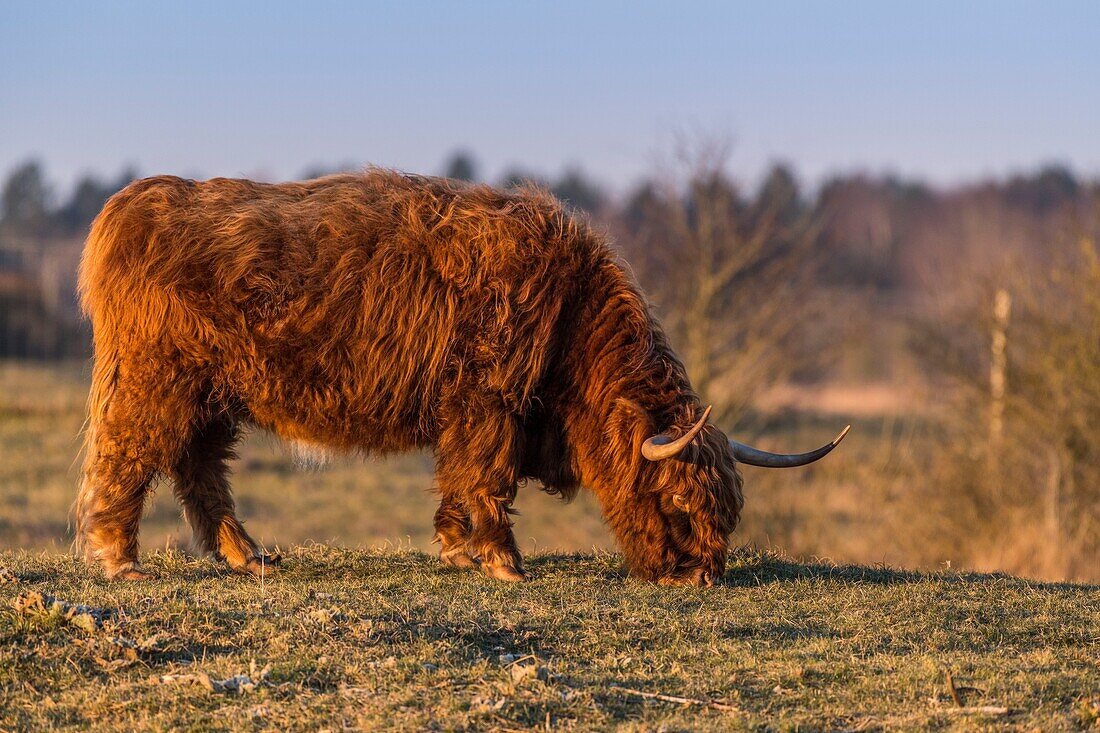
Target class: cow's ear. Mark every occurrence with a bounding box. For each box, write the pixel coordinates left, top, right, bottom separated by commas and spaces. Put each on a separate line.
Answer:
607, 398, 658, 466
609, 398, 656, 434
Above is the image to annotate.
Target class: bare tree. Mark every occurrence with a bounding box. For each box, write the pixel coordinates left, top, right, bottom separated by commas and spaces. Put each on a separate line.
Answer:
1, 160, 52, 237
614, 140, 823, 424
442, 150, 479, 182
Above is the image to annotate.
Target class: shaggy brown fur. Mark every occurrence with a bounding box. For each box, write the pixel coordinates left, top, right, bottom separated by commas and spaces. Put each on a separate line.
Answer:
75, 170, 743, 585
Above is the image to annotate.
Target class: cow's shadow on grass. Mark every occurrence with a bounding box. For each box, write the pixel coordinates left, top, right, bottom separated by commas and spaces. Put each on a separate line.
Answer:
724, 554, 933, 586
718, 551, 1097, 592
522, 553, 625, 583
521, 550, 1098, 592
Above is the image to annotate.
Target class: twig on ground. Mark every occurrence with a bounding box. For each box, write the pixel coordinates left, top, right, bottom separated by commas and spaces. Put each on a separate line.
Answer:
946, 669, 964, 707
942, 706, 1011, 716
609, 684, 739, 712
154, 662, 271, 694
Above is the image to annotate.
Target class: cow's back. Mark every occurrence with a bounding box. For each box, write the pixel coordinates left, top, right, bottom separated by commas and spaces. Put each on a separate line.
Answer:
81, 171, 596, 455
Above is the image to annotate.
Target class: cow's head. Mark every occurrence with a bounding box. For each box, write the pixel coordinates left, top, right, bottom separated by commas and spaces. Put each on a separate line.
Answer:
616, 403, 849, 586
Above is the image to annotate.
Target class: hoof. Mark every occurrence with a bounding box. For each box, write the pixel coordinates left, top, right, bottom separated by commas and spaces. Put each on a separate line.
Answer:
238, 554, 282, 577
482, 563, 528, 582
440, 547, 478, 570
659, 569, 715, 587
109, 564, 153, 582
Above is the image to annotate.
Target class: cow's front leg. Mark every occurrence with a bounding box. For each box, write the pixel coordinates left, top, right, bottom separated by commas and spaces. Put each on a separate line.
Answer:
435, 392, 527, 582
434, 469, 526, 582
433, 495, 476, 569
466, 482, 526, 582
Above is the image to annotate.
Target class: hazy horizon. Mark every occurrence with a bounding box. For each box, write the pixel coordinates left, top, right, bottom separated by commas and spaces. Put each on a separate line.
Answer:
3, 1, 1099, 195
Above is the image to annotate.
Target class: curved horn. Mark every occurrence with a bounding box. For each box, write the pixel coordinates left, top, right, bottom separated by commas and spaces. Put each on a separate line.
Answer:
729, 425, 851, 468
642, 405, 712, 462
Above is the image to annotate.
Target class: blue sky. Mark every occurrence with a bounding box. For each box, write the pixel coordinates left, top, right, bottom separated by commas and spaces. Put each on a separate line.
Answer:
2, 1, 1098, 194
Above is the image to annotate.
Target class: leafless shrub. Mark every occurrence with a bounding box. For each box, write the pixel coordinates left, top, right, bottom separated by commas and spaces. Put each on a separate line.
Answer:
613, 139, 828, 424
913, 235, 1100, 580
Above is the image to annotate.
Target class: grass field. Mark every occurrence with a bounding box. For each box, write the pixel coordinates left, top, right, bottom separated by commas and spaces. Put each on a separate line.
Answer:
1, 546, 1097, 731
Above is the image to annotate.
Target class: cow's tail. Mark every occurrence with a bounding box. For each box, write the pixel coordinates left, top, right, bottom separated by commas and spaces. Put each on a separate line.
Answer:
72, 341, 120, 561
71, 194, 130, 561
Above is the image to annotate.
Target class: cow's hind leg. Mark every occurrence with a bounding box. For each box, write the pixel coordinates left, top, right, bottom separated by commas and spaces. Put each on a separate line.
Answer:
171, 415, 279, 576
435, 392, 527, 582
76, 367, 198, 580
433, 496, 476, 569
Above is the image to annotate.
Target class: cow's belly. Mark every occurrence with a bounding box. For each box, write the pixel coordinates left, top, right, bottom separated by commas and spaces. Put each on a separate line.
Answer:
228, 340, 441, 456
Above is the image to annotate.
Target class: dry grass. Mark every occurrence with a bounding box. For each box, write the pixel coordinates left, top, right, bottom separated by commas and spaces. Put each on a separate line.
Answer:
1, 546, 1096, 731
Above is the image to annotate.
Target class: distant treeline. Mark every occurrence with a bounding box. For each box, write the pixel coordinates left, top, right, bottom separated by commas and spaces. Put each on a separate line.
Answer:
0, 152, 1096, 365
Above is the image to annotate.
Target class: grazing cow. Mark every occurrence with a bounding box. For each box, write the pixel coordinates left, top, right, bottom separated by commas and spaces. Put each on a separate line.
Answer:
75, 170, 847, 585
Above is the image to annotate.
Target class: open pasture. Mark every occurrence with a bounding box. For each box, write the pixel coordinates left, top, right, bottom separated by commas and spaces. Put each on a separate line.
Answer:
2, 547, 1098, 731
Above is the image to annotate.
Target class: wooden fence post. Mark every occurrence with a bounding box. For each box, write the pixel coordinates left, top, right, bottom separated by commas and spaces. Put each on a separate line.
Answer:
989, 289, 1011, 447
